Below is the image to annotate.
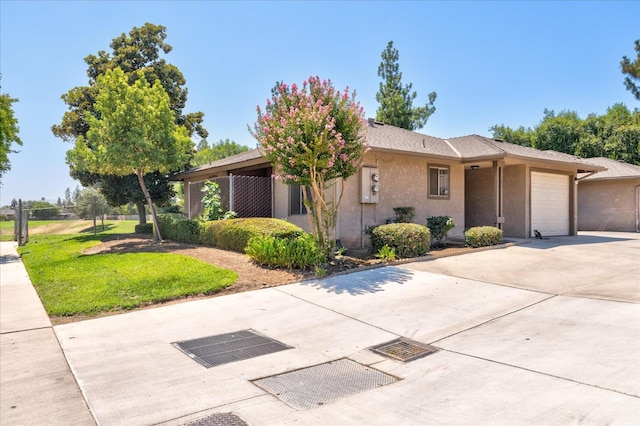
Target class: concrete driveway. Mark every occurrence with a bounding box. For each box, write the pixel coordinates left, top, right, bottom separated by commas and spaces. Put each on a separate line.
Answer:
53, 231, 639, 425
406, 231, 640, 303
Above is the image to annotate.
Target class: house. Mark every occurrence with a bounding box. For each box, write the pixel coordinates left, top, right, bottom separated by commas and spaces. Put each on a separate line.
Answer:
171, 120, 604, 248
577, 157, 640, 232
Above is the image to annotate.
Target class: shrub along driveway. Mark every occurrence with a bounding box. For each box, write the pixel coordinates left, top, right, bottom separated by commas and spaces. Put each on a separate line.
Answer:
53, 231, 639, 425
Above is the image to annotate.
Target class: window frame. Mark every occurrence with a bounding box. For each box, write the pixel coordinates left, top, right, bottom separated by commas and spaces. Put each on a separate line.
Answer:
427, 164, 451, 200
289, 184, 310, 215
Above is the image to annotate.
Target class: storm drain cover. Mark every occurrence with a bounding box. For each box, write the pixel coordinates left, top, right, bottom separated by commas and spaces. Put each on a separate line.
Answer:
370, 337, 439, 362
172, 329, 291, 368
182, 412, 247, 426
251, 358, 399, 410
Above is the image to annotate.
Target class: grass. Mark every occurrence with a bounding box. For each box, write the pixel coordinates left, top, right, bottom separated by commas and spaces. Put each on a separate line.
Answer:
0, 219, 139, 240
17, 232, 238, 317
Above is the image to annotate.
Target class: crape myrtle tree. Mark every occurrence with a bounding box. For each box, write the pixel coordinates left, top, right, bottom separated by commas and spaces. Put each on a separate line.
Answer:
252, 76, 367, 254
375, 41, 437, 131
66, 68, 191, 241
52, 23, 206, 223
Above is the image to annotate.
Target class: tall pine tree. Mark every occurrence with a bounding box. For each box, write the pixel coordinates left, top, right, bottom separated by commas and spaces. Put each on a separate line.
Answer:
375, 41, 437, 130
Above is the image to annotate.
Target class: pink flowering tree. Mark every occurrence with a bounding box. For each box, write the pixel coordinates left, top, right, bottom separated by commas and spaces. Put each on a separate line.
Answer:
252, 76, 367, 254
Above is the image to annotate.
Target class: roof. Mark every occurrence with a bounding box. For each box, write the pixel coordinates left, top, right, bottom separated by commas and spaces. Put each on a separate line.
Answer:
579, 157, 640, 180
170, 149, 266, 180
171, 121, 605, 179
365, 121, 457, 158
448, 134, 602, 170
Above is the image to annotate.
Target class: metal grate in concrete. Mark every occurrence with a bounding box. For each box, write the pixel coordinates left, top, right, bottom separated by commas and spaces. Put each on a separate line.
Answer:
370, 337, 439, 362
252, 358, 399, 410
173, 329, 291, 368
182, 412, 247, 426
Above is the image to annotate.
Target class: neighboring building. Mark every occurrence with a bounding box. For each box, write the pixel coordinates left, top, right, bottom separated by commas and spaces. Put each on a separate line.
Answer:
171, 120, 604, 248
0, 209, 15, 220
577, 157, 640, 232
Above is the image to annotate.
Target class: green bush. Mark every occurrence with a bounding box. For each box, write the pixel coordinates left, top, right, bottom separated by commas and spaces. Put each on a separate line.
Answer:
464, 226, 503, 248
427, 215, 455, 247
371, 223, 431, 258
134, 223, 153, 234
157, 214, 200, 244
393, 207, 415, 223
245, 233, 324, 269
199, 218, 304, 252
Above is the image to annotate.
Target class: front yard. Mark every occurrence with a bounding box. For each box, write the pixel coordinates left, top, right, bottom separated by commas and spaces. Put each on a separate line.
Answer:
18, 233, 238, 319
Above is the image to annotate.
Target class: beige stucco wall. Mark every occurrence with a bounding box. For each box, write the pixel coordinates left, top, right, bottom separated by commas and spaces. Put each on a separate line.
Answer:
337, 152, 465, 248
503, 165, 527, 237
578, 178, 640, 232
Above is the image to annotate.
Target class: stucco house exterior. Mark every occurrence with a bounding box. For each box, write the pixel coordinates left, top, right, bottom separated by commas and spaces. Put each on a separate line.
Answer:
577, 157, 640, 232
171, 120, 604, 248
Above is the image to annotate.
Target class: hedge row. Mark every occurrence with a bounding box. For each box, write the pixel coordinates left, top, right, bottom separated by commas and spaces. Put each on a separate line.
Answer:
156, 214, 304, 252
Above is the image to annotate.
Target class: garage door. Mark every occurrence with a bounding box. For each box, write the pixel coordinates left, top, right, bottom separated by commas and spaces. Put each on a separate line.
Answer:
531, 172, 570, 237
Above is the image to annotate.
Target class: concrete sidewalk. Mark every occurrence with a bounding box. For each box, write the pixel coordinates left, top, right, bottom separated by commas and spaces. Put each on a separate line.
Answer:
0, 241, 95, 426
2, 233, 639, 425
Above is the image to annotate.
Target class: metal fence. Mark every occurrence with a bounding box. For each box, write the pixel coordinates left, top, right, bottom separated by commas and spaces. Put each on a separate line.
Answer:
14, 200, 29, 246
188, 175, 272, 219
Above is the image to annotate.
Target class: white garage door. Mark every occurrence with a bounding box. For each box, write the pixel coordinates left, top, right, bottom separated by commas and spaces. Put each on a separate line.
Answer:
531, 172, 570, 237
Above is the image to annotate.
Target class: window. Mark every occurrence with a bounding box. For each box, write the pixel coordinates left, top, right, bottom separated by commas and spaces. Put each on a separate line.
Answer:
289, 185, 311, 215
428, 165, 450, 198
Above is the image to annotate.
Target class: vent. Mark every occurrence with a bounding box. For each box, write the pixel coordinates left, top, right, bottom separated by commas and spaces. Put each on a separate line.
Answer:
252, 358, 399, 410
173, 329, 291, 368
182, 412, 247, 426
370, 337, 439, 362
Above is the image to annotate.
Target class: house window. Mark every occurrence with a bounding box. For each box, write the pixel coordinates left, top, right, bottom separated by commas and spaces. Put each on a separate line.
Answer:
428, 165, 450, 198
289, 185, 310, 215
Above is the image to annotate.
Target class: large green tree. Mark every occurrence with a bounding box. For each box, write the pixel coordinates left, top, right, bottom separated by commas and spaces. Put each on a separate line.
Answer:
0, 82, 22, 182
490, 103, 640, 165
375, 41, 437, 130
621, 40, 640, 101
52, 23, 206, 223
66, 68, 192, 241
192, 138, 248, 166
252, 76, 366, 253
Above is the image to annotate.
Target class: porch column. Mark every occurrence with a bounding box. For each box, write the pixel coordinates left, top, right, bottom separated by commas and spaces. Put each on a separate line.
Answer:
493, 160, 505, 229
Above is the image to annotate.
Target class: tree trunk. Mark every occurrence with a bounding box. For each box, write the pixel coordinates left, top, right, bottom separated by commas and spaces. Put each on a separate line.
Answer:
136, 201, 147, 224
137, 170, 162, 242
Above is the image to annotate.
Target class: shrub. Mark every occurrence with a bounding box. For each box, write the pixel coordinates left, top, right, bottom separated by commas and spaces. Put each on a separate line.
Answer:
393, 207, 415, 223
464, 226, 503, 248
157, 214, 200, 244
134, 223, 153, 234
245, 233, 324, 270
371, 223, 431, 258
427, 216, 455, 247
199, 218, 304, 252
375, 244, 397, 261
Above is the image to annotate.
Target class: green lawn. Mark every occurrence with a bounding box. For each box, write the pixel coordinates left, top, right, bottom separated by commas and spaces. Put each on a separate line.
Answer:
0, 219, 139, 240
18, 233, 237, 317
0, 221, 13, 241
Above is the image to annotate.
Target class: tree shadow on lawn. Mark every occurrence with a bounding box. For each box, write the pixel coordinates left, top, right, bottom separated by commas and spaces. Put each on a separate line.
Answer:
300, 266, 414, 295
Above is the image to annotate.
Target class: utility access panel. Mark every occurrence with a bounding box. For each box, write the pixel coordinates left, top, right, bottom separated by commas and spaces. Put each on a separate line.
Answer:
361, 167, 380, 204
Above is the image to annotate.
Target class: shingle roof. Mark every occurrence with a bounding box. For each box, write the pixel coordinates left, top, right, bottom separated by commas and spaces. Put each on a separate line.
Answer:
448, 134, 598, 167
580, 157, 640, 180
365, 121, 458, 158
170, 148, 265, 179
171, 122, 605, 180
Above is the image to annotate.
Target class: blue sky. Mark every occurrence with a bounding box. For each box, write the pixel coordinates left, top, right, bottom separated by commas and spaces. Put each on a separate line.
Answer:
1, 0, 638, 205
